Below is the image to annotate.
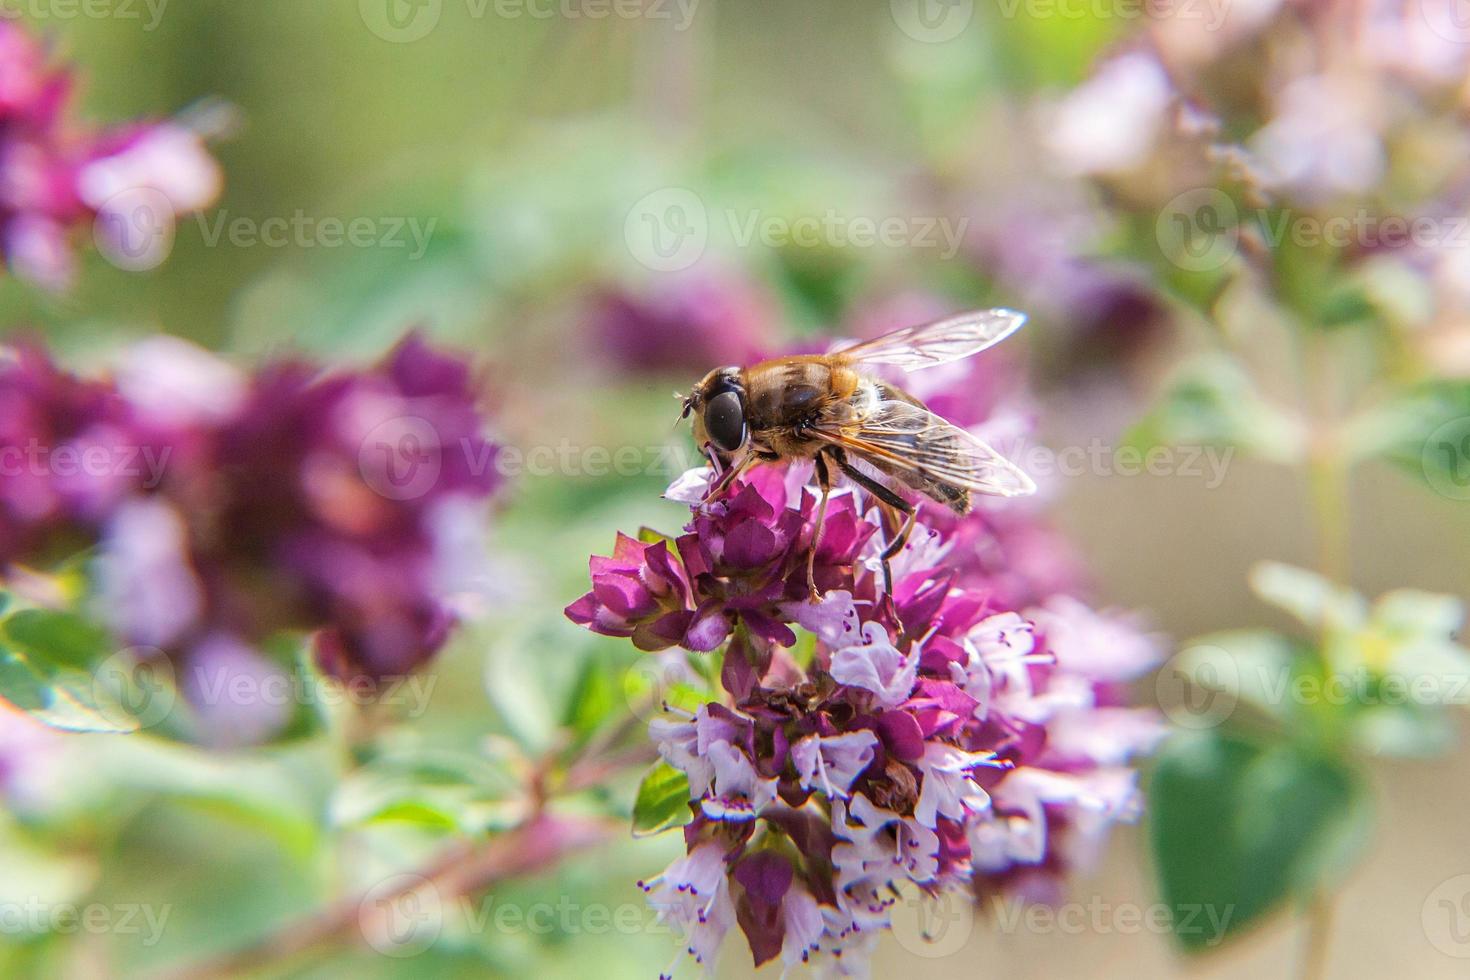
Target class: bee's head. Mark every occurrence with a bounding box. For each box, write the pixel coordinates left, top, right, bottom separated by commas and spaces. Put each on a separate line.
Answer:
682, 366, 746, 456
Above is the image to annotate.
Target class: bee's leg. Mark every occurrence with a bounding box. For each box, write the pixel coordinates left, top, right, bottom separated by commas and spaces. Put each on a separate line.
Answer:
880, 507, 919, 586
703, 447, 754, 501
806, 451, 833, 602
832, 452, 915, 598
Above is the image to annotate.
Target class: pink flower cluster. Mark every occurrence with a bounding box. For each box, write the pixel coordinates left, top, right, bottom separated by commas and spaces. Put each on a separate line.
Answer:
570, 461, 1163, 976
1, 334, 501, 707
0, 23, 221, 288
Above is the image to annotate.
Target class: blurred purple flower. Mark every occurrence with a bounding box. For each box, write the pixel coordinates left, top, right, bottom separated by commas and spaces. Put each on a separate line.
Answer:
126, 333, 503, 684
1, 332, 503, 699
586, 265, 777, 374
1044, 51, 1172, 178
0, 342, 142, 567
0, 702, 68, 812
0, 22, 221, 289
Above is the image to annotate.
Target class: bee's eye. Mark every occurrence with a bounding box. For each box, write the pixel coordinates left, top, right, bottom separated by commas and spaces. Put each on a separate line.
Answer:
703, 390, 746, 453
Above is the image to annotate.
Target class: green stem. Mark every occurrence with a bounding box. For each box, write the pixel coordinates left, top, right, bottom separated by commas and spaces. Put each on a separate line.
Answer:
1300, 893, 1336, 980
1307, 449, 1350, 587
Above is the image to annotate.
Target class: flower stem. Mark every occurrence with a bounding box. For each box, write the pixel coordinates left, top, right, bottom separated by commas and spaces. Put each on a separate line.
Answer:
1307, 449, 1350, 586
152, 720, 648, 980
1300, 893, 1336, 980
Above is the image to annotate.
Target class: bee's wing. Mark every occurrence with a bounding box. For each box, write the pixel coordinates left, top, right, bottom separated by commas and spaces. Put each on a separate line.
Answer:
831, 309, 1027, 371
812, 399, 1036, 498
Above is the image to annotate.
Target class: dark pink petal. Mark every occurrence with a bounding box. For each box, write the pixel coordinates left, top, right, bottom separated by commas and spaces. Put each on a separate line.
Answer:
721, 639, 761, 701
740, 609, 796, 648
734, 851, 793, 907
724, 519, 780, 569
876, 709, 925, 762
631, 611, 691, 652
564, 592, 598, 626
684, 603, 732, 651
591, 574, 654, 619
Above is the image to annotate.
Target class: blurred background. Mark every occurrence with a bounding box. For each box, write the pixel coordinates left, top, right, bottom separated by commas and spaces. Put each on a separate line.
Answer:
2, 0, 1469, 977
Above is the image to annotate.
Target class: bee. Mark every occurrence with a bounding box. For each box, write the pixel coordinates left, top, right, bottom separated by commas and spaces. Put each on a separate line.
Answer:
679, 309, 1037, 600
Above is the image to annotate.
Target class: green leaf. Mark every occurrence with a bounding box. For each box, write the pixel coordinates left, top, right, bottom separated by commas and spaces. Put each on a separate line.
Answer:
1351, 704, 1455, 759
563, 652, 620, 740
636, 527, 678, 548
1127, 354, 1306, 464
1149, 731, 1370, 952
3, 609, 112, 671
0, 648, 137, 734
1375, 380, 1470, 497
1248, 562, 1366, 633
631, 762, 693, 837
1176, 630, 1301, 725
333, 750, 521, 835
